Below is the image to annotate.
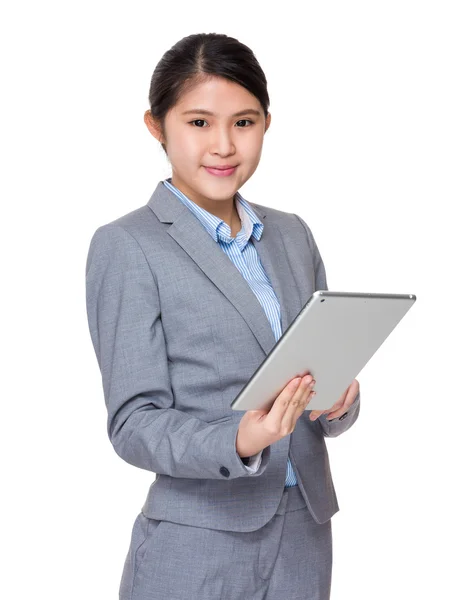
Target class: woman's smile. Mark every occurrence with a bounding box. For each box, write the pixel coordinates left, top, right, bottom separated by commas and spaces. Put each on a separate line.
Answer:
203, 165, 238, 177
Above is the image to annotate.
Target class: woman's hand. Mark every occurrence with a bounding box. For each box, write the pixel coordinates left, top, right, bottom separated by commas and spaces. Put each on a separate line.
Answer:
236, 374, 316, 458
309, 378, 360, 422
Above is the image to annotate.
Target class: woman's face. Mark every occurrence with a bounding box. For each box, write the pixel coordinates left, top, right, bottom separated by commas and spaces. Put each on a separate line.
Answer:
145, 76, 271, 211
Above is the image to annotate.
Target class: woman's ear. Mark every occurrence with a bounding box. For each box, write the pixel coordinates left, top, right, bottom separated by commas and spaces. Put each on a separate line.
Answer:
144, 110, 165, 144
264, 112, 271, 134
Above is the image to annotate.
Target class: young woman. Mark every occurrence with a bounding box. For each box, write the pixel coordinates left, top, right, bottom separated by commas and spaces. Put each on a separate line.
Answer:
85, 32, 361, 600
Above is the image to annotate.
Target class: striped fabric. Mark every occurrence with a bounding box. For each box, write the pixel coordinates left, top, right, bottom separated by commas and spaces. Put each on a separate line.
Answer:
163, 177, 298, 487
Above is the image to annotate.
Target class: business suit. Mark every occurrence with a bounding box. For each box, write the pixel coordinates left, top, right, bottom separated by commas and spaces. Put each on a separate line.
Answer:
85, 179, 361, 598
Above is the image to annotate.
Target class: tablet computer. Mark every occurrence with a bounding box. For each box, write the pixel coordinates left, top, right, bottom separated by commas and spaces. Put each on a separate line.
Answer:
230, 290, 416, 412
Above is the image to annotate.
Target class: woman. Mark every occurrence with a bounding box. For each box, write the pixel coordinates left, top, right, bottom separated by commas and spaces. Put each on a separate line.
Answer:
85, 32, 361, 600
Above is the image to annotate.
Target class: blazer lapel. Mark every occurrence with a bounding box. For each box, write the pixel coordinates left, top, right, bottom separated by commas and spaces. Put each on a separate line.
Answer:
146, 181, 302, 356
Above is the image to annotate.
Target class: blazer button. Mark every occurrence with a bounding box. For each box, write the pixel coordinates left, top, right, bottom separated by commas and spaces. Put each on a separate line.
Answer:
339, 411, 348, 421
219, 466, 230, 478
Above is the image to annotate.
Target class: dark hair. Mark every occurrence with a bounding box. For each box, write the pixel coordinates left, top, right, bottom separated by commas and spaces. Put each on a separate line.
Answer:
148, 33, 270, 154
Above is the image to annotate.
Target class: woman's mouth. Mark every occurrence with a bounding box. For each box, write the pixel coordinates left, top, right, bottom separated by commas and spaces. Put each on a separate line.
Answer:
204, 166, 237, 177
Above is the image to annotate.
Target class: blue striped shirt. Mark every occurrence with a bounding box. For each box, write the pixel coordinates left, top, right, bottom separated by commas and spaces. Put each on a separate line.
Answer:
163, 177, 298, 487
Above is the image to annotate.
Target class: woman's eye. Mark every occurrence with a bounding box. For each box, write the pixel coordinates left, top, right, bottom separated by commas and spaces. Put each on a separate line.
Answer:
236, 119, 253, 127
190, 119, 208, 127
188, 119, 254, 128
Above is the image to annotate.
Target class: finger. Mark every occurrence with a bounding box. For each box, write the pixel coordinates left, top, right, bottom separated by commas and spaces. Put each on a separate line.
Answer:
309, 409, 325, 421
325, 382, 359, 420
325, 401, 344, 416
270, 375, 312, 420
310, 395, 345, 420
309, 401, 338, 420
267, 376, 302, 431
281, 376, 315, 433
325, 398, 353, 420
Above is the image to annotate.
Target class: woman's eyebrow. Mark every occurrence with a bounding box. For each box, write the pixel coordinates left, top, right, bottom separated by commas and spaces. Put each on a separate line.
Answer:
181, 108, 261, 117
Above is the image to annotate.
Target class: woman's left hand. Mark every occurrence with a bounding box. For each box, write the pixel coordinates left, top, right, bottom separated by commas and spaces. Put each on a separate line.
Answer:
309, 378, 360, 422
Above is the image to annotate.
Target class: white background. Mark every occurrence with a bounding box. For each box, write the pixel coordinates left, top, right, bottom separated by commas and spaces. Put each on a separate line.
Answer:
2, 1, 464, 598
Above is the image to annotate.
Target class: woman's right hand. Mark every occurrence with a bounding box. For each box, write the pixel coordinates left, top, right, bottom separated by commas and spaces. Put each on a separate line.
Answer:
236, 374, 316, 458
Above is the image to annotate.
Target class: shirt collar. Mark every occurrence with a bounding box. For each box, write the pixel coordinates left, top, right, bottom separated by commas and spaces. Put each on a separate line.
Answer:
163, 177, 264, 246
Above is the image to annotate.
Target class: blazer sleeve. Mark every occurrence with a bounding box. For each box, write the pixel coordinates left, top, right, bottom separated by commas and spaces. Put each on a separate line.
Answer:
294, 214, 361, 438
85, 223, 271, 479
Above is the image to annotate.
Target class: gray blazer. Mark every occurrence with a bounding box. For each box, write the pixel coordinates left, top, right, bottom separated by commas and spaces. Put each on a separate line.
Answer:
85, 181, 361, 532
